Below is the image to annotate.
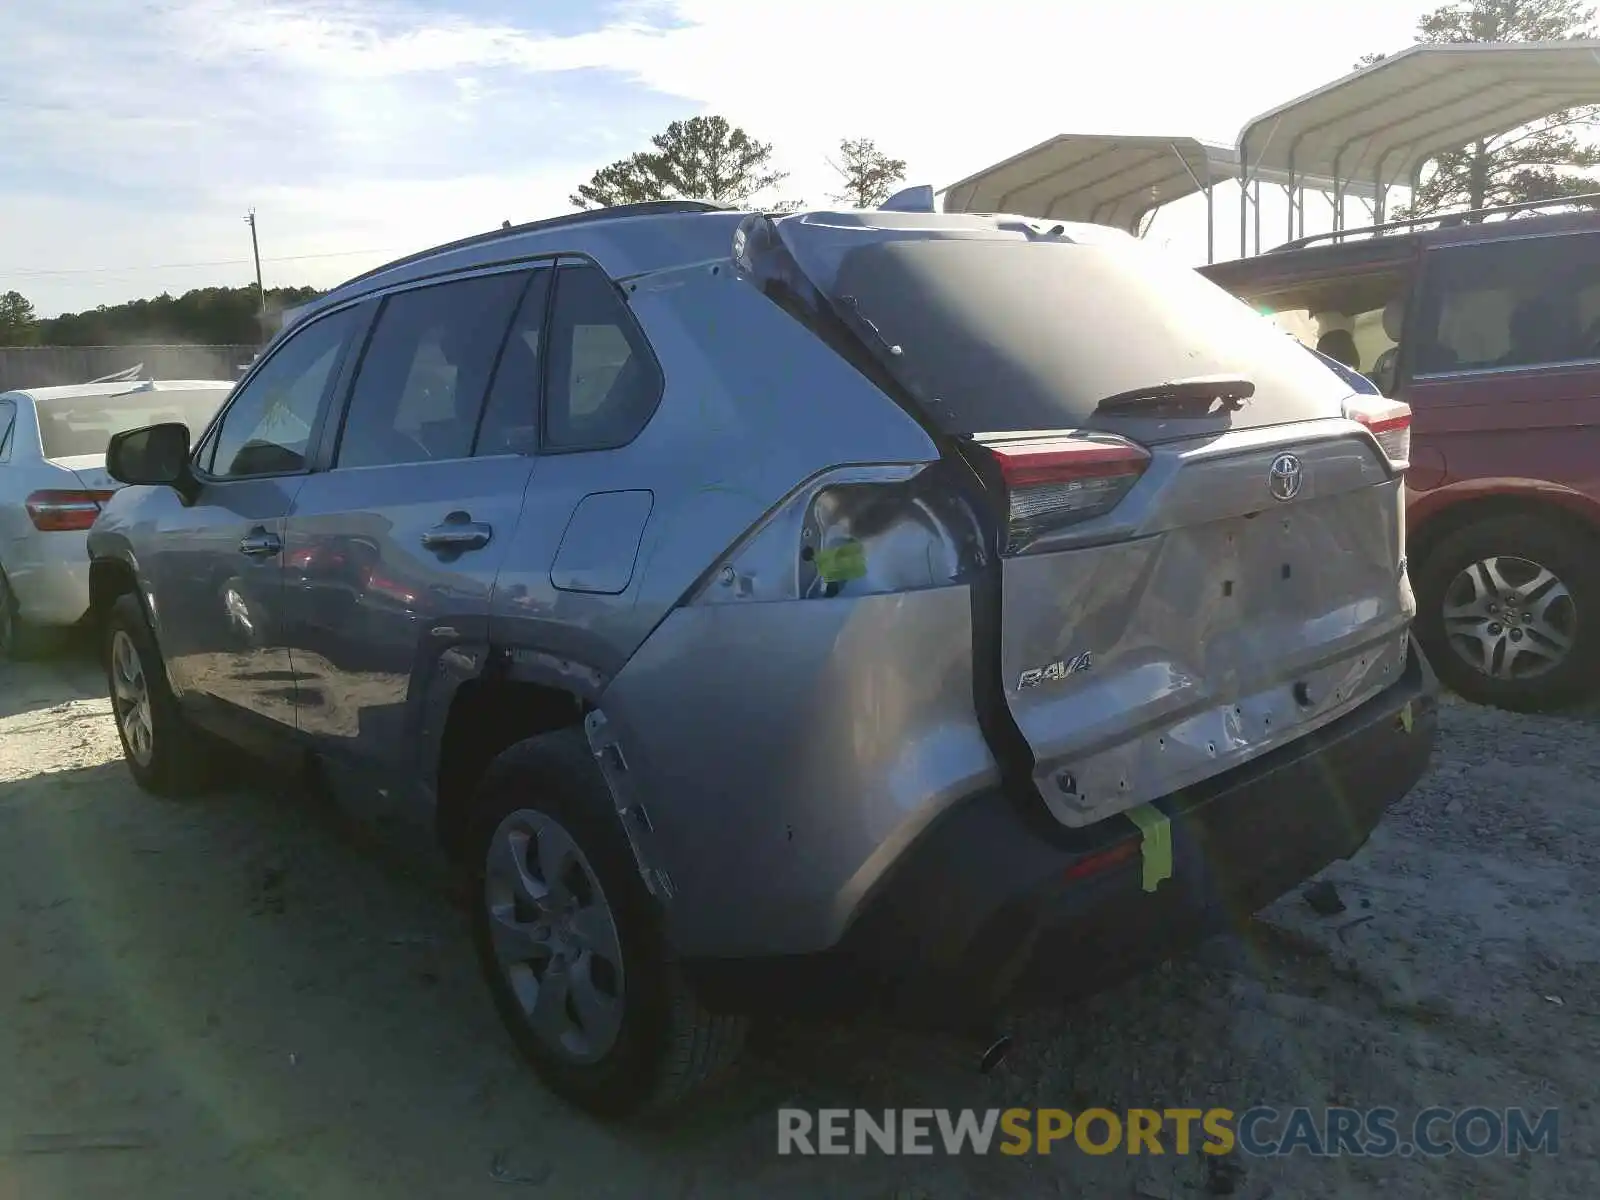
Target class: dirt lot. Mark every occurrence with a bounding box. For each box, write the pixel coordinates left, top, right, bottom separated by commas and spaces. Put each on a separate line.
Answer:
2, 646, 1598, 1200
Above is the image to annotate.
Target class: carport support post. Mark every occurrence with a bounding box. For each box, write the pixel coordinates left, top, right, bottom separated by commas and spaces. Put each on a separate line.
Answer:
1168, 142, 1213, 263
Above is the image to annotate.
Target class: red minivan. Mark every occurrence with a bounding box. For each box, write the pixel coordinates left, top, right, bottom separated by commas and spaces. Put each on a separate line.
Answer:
1203, 201, 1600, 712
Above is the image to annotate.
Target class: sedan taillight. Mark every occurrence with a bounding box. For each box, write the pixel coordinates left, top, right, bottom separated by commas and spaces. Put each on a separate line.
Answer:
24, 489, 117, 532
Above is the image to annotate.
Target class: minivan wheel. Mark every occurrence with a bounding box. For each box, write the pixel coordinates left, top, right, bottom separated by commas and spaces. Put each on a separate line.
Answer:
1414, 514, 1600, 712
467, 730, 746, 1118
104, 594, 213, 795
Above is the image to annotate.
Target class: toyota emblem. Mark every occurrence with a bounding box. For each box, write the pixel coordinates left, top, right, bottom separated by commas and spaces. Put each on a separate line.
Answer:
1268, 453, 1303, 502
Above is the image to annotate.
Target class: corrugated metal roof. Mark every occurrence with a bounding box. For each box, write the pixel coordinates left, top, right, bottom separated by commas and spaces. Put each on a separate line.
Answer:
942, 134, 1374, 231
1238, 40, 1600, 190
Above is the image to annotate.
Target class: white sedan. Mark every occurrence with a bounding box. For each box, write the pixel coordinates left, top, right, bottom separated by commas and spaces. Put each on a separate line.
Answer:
0, 379, 233, 658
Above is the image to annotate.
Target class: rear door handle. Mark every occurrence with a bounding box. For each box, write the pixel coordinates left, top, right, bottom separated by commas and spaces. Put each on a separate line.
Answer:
421, 516, 492, 553
238, 529, 282, 558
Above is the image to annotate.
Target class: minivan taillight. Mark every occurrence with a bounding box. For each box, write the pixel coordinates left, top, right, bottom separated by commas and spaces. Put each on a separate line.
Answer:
1343, 397, 1411, 469
986, 436, 1150, 553
24, 489, 116, 532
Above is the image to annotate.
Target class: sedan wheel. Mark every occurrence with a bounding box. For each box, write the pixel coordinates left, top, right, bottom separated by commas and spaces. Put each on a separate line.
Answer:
110, 629, 156, 766
484, 809, 626, 1065
0, 572, 15, 658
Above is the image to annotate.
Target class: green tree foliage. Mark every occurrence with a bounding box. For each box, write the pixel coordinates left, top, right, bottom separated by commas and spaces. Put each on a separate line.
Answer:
570, 115, 788, 209
828, 138, 908, 209
0, 290, 39, 346
38, 284, 321, 347
1363, 0, 1600, 216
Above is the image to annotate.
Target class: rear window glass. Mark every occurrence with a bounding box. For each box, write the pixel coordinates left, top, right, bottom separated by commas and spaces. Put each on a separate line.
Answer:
36, 388, 232, 459
783, 235, 1354, 435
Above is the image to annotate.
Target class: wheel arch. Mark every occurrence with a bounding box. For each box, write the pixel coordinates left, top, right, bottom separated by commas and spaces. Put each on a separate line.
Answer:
1409, 479, 1600, 570
89, 555, 141, 624
430, 645, 604, 864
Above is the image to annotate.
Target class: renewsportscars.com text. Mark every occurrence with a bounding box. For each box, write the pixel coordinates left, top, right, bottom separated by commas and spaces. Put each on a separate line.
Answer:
777, 1106, 1559, 1158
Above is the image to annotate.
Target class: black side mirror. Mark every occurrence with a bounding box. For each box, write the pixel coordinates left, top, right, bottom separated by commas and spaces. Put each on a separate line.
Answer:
107, 422, 196, 499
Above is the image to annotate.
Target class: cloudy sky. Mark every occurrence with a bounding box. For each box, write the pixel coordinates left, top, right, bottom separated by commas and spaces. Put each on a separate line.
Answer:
1, 0, 1431, 316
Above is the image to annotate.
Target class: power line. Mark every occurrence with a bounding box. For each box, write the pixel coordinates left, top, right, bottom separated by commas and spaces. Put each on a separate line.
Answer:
2, 246, 403, 278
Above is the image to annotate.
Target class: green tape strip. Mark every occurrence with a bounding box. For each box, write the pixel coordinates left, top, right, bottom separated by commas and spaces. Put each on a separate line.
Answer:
1399, 701, 1414, 734
815, 540, 867, 583
1125, 803, 1173, 893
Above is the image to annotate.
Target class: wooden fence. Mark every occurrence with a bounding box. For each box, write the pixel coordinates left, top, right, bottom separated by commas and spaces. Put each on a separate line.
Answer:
0, 345, 258, 392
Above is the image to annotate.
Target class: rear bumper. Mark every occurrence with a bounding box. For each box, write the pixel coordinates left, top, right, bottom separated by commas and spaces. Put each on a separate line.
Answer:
685, 645, 1437, 1025
3, 532, 91, 626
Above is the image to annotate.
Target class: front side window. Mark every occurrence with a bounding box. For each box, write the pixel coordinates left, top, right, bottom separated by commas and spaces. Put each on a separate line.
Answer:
543, 263, 663, 451
335, 272, 527, 469
1414, 231, 1600, 376
204, 308, 358, 478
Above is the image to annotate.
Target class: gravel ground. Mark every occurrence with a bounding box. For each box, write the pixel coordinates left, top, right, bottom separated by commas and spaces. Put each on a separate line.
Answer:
2, 645, 1597, 1199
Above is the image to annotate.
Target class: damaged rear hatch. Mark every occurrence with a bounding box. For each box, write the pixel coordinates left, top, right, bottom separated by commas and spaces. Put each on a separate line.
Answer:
741, 212, 1415, 827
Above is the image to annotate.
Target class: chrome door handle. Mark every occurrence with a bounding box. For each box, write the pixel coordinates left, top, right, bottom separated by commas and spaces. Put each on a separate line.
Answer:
421, 519, 492, 553
238, 530, 282, 557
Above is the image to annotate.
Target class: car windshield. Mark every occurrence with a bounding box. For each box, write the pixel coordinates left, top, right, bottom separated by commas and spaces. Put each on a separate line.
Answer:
760, 222, 1354, 435
35, 388, 231, 459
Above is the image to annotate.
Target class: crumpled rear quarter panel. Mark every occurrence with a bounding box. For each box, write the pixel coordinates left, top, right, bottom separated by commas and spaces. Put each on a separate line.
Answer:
596, 585, 998, 959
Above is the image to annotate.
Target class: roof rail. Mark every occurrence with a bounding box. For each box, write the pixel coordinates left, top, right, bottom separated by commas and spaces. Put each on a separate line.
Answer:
334, 199, 737, 292
1272, 191, 1600, 252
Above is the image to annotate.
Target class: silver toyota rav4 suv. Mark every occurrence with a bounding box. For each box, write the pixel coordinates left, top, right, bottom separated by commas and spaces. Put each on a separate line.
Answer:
88, 199, 1436, 1117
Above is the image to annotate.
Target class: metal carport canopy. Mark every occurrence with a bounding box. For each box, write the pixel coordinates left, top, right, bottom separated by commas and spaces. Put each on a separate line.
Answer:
942, 135, 1239, 233
1238, 40, 1600, 196
942, 133, 1371, 262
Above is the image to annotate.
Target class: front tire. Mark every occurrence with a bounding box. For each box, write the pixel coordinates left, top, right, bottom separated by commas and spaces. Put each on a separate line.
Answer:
467, 729, 745, 1118
1413, 513, 1600, 712
104, 594, 212, 795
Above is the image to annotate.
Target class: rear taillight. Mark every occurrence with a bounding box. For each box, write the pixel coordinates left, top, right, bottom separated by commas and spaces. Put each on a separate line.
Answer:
986, 436, 1150, 553
1343, 397, 1411, 469
689, 462, 986, 605
24, 489, 116, 532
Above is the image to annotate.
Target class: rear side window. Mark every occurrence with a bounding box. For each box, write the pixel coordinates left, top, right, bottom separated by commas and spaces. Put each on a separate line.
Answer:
543, 263, 663, 451
204, 308, 357, 478
0, 401, 14, 460
336, 272, 528, 469
474, 268, 552, 457
1414, 231, 1600, 375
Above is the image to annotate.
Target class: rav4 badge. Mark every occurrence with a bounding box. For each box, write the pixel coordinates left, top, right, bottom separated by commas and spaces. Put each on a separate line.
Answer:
1018, 651, 1094, 690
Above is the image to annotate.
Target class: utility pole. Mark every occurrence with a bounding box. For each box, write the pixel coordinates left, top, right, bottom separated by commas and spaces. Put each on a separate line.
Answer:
244, 209, 266, 340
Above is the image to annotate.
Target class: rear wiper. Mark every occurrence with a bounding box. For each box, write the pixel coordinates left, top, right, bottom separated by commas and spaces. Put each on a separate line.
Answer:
1094, 375, 1255, 417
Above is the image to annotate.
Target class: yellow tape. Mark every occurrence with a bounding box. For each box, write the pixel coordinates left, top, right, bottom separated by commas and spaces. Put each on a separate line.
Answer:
1399, 701, 1414, 734
1125, 803, 1173, 893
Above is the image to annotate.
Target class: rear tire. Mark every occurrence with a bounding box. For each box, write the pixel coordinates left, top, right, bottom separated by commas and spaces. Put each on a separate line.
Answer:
104, 593, 213, 795
467, 729, 746, 1118
0, 565, 65, 661
1413, 513, 1600, 712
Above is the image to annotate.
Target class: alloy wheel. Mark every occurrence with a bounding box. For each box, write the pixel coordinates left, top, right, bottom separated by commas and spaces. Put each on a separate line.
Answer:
484, 809, 626, 1065
110, 629, 156, 766
1442, 554, 1576, 682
